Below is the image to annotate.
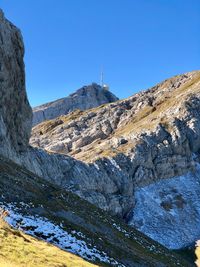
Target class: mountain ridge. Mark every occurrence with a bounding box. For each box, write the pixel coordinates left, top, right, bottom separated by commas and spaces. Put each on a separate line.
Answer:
31, 70, 200, 161
32, 83, 118, 126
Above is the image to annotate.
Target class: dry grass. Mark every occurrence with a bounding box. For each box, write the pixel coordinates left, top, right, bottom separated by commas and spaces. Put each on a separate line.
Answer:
84, 72, 200, 161
32, 71, 200, 162
0, 218, 97, 267
195, 242, 200, 267
33, 110, 84, 135
116, 72, 200, 136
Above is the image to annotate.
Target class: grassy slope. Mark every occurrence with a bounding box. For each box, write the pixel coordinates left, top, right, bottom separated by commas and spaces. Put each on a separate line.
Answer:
0, 156, 194, 267
0, 218, 97, 267
195, 243, 199, 267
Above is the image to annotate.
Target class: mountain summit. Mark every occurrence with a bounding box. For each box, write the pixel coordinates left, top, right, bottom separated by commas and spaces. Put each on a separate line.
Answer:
32, 83, 118, 126
0, 8, 197, 266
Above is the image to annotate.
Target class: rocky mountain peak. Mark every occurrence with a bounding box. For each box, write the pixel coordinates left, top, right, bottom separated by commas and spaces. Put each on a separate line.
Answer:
0, 10, 32, 158
32, 82, 118, 126
0, 9, 4, 20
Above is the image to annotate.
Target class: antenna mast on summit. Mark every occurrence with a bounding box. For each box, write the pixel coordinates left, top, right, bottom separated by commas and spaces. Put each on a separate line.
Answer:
100, 69, 104, 88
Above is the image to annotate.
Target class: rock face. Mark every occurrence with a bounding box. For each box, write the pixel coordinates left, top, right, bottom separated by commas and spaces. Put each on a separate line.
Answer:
0, 9, 32, 158
31, 72, 200, 165
31, 70, 200, 249
32, 83, 118, 126
20, 149, 134, 217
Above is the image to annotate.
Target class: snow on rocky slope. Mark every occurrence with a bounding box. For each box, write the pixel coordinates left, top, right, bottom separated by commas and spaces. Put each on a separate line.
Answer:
0, 157, 190, 267
2, 203, 122, 265
129, 162, 200, 249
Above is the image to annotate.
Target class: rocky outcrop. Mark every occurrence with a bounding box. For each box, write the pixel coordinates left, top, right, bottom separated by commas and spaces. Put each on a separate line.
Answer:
31, 72, 200, 164
32, 83, 118, 126
0, 9, 32, 158
19, 149, 133, 217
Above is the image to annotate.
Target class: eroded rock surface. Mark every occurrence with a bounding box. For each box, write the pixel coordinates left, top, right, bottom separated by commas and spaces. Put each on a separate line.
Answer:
32, 83, 118, 126
0, 9, 32, 158
31, 70, 200, 249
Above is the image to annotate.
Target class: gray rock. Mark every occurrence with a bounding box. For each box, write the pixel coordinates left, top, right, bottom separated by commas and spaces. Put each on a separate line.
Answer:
32, 83, 118, 126
30, 70, 200, 250
0, 9, 32, 158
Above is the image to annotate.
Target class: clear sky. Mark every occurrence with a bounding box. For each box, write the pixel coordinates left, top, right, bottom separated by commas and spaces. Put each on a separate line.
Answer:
1, 0, 200, 107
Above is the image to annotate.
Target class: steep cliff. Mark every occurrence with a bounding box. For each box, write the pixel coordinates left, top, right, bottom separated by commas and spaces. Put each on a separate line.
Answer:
32, 83, 118, 126
0, 9, 32, 158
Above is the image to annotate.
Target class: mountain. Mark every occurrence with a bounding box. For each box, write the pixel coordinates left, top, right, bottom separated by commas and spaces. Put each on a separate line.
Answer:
32, 83, 118, 126
31, 70, 200, 251
0, 8, 192, 267
0, 7, 200, 267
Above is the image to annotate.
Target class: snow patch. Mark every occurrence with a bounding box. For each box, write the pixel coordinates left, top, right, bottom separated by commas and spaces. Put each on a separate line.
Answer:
0, 202, 125, 266
109, 158, 121, 170
129, 164, 200, 249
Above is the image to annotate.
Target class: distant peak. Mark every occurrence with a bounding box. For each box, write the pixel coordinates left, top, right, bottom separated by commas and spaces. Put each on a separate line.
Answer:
32, 83, 118, 126
0, 9, 4, 21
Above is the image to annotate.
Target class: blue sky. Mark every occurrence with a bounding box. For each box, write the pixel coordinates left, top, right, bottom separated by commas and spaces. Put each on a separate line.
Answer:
1, 0, 200, 107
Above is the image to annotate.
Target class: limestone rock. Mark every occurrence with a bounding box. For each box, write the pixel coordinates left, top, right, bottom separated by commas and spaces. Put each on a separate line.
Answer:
32, 83, 118, 126
0, 9, 32, 157
30, 70, 200, 249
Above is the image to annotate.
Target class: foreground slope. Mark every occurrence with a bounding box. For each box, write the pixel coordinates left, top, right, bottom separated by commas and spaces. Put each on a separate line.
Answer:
0, 217, 97, 267
0, 157, 191, 267
32, 83, 118, 126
